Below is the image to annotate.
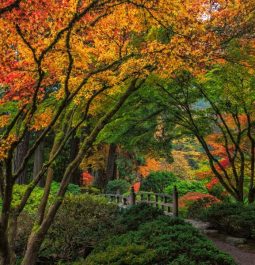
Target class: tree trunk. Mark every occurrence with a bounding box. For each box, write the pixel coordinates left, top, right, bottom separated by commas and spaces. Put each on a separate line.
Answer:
106, 143, 117, 181
14, 132, 30, 184
21, 231, 42, 265
33, 137, 44, 187
21, 78, 143, 265
248, 187, 255, 203
0, 162, 16, 265
22, 162, 81, 265
6, 215, 18, 265
93, 169, 106, 190
0, 229, 11, 265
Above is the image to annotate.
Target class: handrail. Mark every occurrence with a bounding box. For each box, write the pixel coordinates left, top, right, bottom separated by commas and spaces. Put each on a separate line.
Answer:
104, 186, 179, 217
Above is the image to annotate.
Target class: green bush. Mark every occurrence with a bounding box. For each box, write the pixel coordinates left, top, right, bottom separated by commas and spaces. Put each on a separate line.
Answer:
106, 179, 130, 194
16, 212, 34, 255
58, 245, 156, 265
1, 182, 81, 214
86, 215, 235, 265
50, 181, 81, 195
165, 179, 207, 197
201, 202, 255, 239
118, 203, 164, 231
16, 193, 123, 263
38, 194, 122, 262
141, 171, 177, 193
207, 184, 231, 201
80, 186, 101, 195
187, 196, 220, 219
10, 184, 44, 213
83, 245, 156, 265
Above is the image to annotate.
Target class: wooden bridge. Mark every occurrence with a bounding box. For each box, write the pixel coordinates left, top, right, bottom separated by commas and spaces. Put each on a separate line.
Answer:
104, 186, 179, 217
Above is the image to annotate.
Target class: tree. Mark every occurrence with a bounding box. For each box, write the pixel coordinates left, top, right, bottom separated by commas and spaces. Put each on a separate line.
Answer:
157, 57, 255, 203
141, 171, 176, 193
0, 0, 246, 264
0, 1, 155, 264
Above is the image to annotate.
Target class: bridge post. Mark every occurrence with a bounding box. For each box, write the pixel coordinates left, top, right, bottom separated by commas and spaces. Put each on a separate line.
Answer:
148, 193, 151, 203
123, 197, 128, 205
155, 194, 159, 208
130, 186, 136, 205
173, 186, 179, 217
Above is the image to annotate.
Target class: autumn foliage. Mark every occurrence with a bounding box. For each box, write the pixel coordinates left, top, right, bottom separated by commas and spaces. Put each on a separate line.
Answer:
179, 192, 220, 209
0, 0, 255, 265
81, 171, 94, 186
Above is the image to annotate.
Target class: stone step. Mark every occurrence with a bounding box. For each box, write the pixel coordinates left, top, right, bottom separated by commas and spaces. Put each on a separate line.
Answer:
226, 236, 247, 246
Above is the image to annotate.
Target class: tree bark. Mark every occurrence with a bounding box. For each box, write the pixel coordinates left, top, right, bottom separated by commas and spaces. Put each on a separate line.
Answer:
106, 143, 117, 181
6, 215, 18, 265
33, 135, 44, 187
14, 132, 30, 184
0, 159, 15, 265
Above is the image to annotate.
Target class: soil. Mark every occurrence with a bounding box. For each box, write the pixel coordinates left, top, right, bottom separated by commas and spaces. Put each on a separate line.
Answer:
208, 235, 255, 265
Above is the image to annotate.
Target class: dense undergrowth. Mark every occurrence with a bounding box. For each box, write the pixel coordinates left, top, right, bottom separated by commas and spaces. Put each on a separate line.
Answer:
10, 184, 239, 264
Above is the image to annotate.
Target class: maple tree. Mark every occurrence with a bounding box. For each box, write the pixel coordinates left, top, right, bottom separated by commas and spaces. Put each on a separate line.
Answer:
0, 0, 253, 264
0, 1, 157, 264
156, 57, 255, 203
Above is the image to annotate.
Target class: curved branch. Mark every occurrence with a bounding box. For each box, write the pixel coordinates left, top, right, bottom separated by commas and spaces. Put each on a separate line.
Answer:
0, 0, 21, 16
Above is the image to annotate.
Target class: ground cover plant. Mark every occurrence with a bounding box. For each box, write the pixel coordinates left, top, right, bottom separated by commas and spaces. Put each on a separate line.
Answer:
82, 206, 236, 265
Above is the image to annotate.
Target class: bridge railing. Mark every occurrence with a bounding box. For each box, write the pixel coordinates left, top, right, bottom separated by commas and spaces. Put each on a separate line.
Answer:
104, 186, 179, 217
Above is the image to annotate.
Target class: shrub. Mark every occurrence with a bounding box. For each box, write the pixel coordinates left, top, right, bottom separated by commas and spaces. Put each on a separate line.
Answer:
80, 186, 101, 195
2, 183, 81, 215
50, 181, 81, 195
58, 245, 156, 265
87, 215, 235, 265
141, 171, 177, 193
179, 192, 220, 218
16, 194, 122, 263
16, 212, 34, 255
206, 178, 231, 202
106, 179, 130, 194
84, 245, 156, 265
201, 202, 255, 239
10, 184, 44, 213
39, 194, 122, 261
165, 179, 207, 197
118, 203, 164, 231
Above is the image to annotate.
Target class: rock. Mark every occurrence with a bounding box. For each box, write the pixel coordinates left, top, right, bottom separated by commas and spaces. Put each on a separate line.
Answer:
186, 219, 211, 230
203, 229, 219, 235
226, 236, 247, 245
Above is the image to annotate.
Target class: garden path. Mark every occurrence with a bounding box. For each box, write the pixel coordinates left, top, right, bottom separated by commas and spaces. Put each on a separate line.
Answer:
187, 219, 255, 265
209, 236, 255, 265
